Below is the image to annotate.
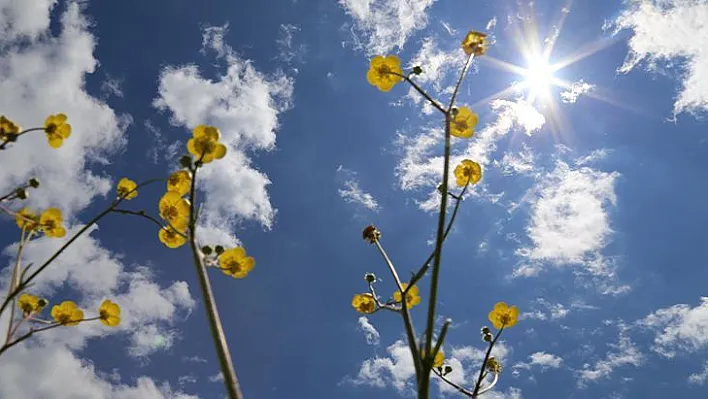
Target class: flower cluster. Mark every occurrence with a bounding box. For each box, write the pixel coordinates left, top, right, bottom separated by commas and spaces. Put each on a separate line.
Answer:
0, 113, 73, 149
17, 294, 120, 328
15, 207, 67, 238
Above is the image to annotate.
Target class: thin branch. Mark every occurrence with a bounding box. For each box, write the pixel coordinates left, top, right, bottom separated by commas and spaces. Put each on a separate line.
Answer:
472, 326, 504, 396
0, 127, 46, 150
390, 72, 447, 114
111, 208, 188, 239
447, 54, 476, 112
433, 368, 475, 397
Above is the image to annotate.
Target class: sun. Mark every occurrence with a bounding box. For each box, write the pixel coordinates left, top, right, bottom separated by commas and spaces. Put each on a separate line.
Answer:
521, 55, 556, 103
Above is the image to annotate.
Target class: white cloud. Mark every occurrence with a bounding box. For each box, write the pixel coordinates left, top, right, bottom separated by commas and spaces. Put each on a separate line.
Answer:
339, 0, 435, 55
688, 362, 708, 385
513, 352, 563, 372
514, 160, 620, 279
154, 24, 294, 231
407, 37, 463, 88
494, 143, 536, 176
638, 297, 708, 358
275, 24, 306, 64
611, 0, 708, 115
357, 316, 381, 345
576, 332, 643, 387
395, 99, 545, 211
337, 166, 380, 212
560, 80, 594, 104
519, 299, 572, 321
345, 339, 518, 396
0, 1, 128, 219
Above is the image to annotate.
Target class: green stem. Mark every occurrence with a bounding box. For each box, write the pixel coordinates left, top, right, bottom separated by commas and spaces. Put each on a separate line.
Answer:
472, 327, 504, 396
187, 164, 243, 399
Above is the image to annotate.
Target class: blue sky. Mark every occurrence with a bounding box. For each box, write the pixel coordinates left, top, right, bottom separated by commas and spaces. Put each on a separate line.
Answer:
1, 0, 708, 398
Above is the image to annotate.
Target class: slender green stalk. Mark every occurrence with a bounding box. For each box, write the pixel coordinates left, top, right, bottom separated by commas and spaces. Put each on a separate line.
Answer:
4, 228, 27, 344
0, 127, 46, 150
373, 239, 423, 380
472, 327, 504, 396
187, 164, 243, 399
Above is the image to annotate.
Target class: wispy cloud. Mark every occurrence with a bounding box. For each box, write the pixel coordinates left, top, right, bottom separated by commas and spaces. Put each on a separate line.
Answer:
638, 297, 708, 358
513, 352, 563, 374
357, 316, 381, 345
560, 80, 594, 104
611, 0, 708, 116
337, 166, 381, 212
339, 0, 435, 55
576, 330, 643, 387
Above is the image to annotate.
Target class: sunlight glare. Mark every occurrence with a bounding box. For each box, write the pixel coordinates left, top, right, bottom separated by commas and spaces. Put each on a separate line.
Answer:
523, 56, 555, 102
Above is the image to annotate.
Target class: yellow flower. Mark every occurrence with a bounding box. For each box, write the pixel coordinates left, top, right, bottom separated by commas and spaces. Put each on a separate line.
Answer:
450, 107, 478, 138
485, 356, 503, 374
51, 301, 83, 326
187, 125, 227, 164
461, 31, 488, 56
393, 283, 422, 308
98, 299, 121, 327
351, 293, 376, 314
158, 226, 186, 249
15, 207, 40, 231
454, 159, 482, 187
218, 247, 256, 279
0, 115, 20, 141
18, 294, 46, 315
44, 113, 72, 148
40, 208, 66, 238
167, 170, 192, 196
488, 302, 519, 329
366, 55, 404, 92
432, 349, 445, 369
158, 191, 190, 232
116, 177, 138, 200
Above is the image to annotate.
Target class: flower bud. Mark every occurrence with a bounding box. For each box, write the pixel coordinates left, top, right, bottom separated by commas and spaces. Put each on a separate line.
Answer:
16, 188, 27, 200
214, 245, 225, 255
412, 66, 423, 75
443, 365, 453, 375
362, 225, 381, 244
28, 178, 40, 188
37, 299, 48, 308
365, 273, 377, 283
179, 155, 192, 168
201, 245, 213, 255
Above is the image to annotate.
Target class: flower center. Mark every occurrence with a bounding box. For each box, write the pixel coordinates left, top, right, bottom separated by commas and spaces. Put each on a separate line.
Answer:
226, 260, 243, 273
46, 123, 57, 134
164, 205, 179, 220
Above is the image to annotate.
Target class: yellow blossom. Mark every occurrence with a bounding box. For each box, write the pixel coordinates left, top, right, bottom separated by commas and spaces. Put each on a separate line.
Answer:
98, 299, 121, 327
158, 191, 190, 232
44, 113, 72, 148
453, 159, 482, 187
351, 293, 376, 314
51, 301, 83, 326
167, 170, 192, 196
218, 247, 256, 279
158, 226, 186, 249
450, 107, 478, 138
393, 283, 421, 308
485, 356, 503, 373
40, 208, 66, 238
0, 115, 20, 141
187, 125, 227, 164
461, 31, 488, 56
366, 55, 404, 92
18, 294, 46, 315
116, 177, 138, 200
432, 349, 445, 369
488, 302, 519, 329
15, 207, 40, 231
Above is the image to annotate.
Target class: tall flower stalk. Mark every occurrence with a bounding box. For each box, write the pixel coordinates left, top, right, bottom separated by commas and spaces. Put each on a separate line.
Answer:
353, 30, 520, 398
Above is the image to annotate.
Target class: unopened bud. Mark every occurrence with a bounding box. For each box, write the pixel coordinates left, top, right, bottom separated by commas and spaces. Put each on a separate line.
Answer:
365, 273, 377, 283
37, 299, 48, 308
443, 365, 453, 375
214, 245, 225, 255
16, 188, 27, 200
412, 66, 423, 75
362, 225, 381, 244
179, 155, 192, 168
201, 245, 213, 255
28, 178, 40, 188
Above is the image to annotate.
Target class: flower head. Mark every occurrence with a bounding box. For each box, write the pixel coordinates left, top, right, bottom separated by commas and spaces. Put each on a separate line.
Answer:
51, 301, 83, 326
488, 302, 519, 329
0, 115, 20, 141
362, 225, 381, 244
158, 191, 190, 232
18, 294, 46, 315
15, 207, 40, 231
366, 55, 404, 92
351, 293, 377, 314
44, 113, 72, 148
187, 125, 227, 164
158, 226, 186, 249
461, 31, 488, 56
393, 283, 421, 308
450, 107, 478, 138
218, 247, 256, 279
98, 299, 121, 327
116, 177, 138, 200
430, 349, 445, 369
167, 170, 192, 196
454, 159, 482, 187
40, 208, 66, 238
485, 356, 503, 374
